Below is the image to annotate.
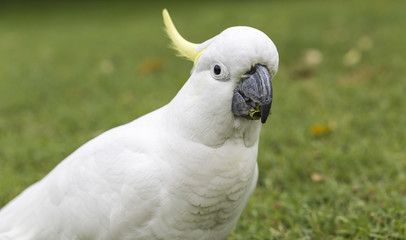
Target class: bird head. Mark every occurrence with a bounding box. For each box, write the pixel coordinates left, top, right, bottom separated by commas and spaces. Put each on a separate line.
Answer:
163, 9, 278, 145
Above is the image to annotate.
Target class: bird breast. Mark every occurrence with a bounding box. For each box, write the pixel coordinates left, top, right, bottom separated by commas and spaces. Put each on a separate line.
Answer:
155, 137, 259, 236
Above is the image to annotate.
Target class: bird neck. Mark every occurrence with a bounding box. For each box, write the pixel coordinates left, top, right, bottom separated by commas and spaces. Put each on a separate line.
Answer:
165, 78, 262, 148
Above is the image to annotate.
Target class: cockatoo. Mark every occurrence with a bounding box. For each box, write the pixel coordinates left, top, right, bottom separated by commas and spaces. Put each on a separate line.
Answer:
0, 9, 278, 240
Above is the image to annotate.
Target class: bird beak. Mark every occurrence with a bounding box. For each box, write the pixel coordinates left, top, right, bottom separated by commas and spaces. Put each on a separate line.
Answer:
232, 64, 273, 124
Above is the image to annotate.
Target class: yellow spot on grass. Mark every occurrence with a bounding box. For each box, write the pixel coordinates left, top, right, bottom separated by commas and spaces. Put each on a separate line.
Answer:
311, 122, 336, 137
303, 49, 323, 67
343, 48, 362, 66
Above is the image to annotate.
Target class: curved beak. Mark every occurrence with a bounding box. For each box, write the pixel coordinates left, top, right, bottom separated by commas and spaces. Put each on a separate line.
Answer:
232, 64, 273, 123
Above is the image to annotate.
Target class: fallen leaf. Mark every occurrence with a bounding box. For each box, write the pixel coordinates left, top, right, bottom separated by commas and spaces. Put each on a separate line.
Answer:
289, 49, 323, 80
290, 66, 314, 79
99, 59, 115, 74
337, 66, 387, 85
137, 58, 165, 75
325, 27, 350, 44
303, 49, 323, 67
312, 150, 322, 159
311, 123, 335, 137
311, 173, 324, 182
357, 36, 373, 51
343, 48, 362, 66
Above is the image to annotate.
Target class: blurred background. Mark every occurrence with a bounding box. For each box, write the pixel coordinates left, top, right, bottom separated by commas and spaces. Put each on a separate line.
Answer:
0, 0, 405, 239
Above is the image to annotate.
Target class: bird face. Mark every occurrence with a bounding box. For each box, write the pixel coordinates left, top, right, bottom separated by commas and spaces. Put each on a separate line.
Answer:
203, 61, 273, 123
163, 10, 278, 125
194, 26, 278, 124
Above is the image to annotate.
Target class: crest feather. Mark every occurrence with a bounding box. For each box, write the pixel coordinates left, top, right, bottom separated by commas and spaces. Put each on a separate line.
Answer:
163, 9, 202, 64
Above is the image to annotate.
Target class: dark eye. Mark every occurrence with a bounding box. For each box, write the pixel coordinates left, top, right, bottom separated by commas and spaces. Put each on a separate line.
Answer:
211, 62, 229, 81
213, 64, 221, 75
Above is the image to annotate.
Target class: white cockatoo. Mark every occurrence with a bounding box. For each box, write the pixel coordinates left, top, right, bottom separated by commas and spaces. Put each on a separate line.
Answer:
0, 9, 278, 240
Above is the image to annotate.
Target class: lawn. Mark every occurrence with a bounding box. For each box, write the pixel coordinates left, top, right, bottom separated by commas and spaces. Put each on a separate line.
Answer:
0, 1, 405, 239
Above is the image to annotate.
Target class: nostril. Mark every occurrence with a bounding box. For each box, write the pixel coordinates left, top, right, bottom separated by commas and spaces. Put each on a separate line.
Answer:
246, 65, 257, 75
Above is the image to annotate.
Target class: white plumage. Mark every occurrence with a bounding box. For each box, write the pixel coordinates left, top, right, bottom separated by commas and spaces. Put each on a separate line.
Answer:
0, 10, 278, 240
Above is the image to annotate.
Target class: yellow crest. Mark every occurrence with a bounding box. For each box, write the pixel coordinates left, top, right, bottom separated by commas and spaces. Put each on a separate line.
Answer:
163, 9, 203, 64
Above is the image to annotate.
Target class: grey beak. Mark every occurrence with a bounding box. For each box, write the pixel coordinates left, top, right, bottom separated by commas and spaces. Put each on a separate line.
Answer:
232, 64, 273, 123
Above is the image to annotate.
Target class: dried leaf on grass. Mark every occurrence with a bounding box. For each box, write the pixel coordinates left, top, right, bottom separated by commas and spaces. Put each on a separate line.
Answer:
137, 58, 165, 75
99, 59, 115, 74
290, 49, 323, 80
343, 48, 362, 66
311, 123, 336, 137
311, 173, 324, 182
338, 66, 387, 85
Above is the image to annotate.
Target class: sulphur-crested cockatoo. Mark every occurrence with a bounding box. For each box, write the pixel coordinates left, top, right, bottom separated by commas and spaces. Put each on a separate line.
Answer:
0, 9, 278, 240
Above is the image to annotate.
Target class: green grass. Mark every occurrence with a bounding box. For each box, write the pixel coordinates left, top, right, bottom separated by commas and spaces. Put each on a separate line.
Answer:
1, 1, 405, 239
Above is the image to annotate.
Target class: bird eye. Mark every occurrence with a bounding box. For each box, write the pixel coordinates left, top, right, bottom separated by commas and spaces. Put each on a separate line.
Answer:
213, 64, 221, 75
211, 62, 229, 81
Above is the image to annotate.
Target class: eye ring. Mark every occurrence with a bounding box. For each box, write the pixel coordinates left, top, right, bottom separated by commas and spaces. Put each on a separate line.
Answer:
211, 62, 229, 81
